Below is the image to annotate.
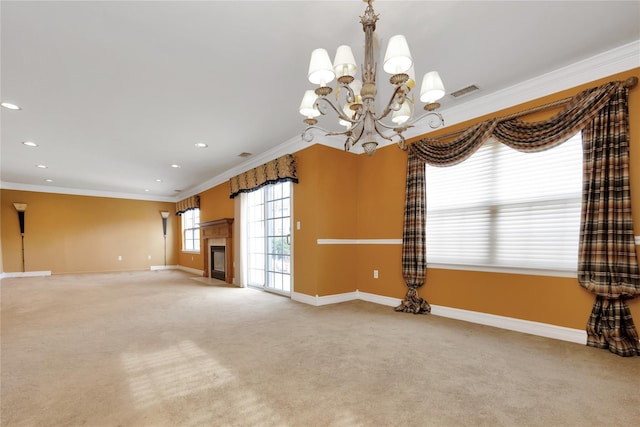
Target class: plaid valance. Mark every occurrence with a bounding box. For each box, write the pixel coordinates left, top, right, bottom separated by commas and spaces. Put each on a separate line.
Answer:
229, 154, 298, 199
176, 195, 200, 215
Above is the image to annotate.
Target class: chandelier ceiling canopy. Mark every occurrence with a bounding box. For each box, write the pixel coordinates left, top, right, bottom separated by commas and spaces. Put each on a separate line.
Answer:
299, 0, 446, 156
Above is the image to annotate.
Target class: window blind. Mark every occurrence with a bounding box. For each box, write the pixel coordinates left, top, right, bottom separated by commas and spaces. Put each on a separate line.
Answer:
425, 133, 582, 272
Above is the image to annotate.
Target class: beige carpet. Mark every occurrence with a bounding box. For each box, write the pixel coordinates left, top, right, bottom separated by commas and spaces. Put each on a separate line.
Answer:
1, 270, 639, 427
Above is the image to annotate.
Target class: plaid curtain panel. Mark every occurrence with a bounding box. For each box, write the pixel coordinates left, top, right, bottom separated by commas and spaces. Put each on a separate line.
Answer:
399, 79, 639, 357
579, 85, 640, 356
395, 149, 431, 314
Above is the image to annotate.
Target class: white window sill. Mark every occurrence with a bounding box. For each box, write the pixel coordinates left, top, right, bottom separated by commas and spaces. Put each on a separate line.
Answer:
426, 263, 577, 278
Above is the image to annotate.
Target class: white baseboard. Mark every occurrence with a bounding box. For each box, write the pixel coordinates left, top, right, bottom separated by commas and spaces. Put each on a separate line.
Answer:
430, 305, 587, 345
293, 289, 586, 345
355, 290, 402, 307
150, 265, 178, 271
292, 291, 358, 306
1, 270, 52, 279
177, 265, 204, 276
150, 265, 204, 276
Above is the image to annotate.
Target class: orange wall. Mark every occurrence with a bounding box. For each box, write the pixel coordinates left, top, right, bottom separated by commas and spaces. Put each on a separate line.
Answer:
1, 190, 177, 274
355, 144, 408, 299
293, 144, 359, 296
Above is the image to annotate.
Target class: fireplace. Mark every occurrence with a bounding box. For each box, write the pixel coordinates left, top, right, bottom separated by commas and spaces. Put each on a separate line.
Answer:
211, 246, 226, 280
199, 218, 234, 283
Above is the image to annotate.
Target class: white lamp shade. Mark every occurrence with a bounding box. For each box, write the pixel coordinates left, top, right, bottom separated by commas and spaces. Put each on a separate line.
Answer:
13, 203, 27, 212
383, 35, 413, 74
308, 48, 335, 85
160, 211, 170, 219
420, 71, 445, 103
392, 100, 412, 125
339, 104, 353, 128
333, 45, 357, 78
299, 90, 321, 118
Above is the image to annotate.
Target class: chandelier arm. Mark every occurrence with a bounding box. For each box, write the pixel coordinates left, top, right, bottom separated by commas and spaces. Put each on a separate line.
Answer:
372, 122, 408, 151
337, 82, 357, 105
348, 122, 365, 149
302, 125, 333, 142
315, 96, 360, 126
407, 110, 445, 129
373, 122, 397, 142
374, 85, 408, 121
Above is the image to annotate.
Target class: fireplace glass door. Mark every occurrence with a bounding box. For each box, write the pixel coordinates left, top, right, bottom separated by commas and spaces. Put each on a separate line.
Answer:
211, 246, 226, 280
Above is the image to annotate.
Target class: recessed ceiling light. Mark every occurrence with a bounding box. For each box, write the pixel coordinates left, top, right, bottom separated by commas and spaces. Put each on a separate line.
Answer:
171, 164, 181, 168
1, 102, 21, 110
44, 179, 53, 183
22, 141, 38, 147
36, 164, 47, 169
144, 189, 150, 192
155, 179, 162, 182
195, 142, 208, 148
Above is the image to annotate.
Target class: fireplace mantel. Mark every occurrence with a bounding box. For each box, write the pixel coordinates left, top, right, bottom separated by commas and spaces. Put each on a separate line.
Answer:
199, 218, 233, 283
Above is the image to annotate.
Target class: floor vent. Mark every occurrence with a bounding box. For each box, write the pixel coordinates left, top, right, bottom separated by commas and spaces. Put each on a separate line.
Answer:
450, 84, 479, 98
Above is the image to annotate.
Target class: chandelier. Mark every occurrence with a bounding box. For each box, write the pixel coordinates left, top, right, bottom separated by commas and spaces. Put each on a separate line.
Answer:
299, 0, 446, 156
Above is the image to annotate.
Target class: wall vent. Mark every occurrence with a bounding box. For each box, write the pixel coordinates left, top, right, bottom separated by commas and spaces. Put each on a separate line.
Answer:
450, 84, 479, 98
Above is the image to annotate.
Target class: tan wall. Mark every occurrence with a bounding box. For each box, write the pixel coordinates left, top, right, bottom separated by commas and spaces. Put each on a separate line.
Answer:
1, 190, 177, 274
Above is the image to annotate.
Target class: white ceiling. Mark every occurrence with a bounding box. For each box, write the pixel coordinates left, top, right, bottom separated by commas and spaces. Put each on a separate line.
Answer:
2, 1, 639, 201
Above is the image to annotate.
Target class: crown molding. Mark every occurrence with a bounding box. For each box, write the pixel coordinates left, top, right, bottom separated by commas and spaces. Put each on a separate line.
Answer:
0, 181, 177, 202
180, 132, 341, 199
406, 39, 640, 140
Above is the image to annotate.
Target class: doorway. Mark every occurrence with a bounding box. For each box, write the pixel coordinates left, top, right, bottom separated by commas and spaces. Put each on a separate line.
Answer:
245, 181, 292, 295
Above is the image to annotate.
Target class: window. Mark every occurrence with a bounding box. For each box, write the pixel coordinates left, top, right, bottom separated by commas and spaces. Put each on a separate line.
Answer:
425, 133, 583, 274
244, 181, 292, 294
181, 208, 200, 253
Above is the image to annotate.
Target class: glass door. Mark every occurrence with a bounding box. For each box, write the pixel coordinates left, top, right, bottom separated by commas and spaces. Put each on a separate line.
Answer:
246, 181, 292, 295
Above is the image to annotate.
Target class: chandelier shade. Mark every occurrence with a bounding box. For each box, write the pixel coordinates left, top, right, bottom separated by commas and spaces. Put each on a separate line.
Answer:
392, 100, 412, 125
383, 35, 413, 75
299, 90, 321, 119
308, 48, 335, 86
420, 71, 446, 105
333, 45, 358, 79
300, 0, 445, 156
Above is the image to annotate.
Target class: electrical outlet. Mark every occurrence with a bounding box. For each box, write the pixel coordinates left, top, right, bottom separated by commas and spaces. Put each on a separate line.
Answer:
373, 270, 378, 279
148, 255, 152, 260
117, 256, 122, 261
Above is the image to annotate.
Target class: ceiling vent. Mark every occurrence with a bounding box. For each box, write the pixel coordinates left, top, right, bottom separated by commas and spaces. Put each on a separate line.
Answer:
450, 84, 479, 99
238, 152, 252, 158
